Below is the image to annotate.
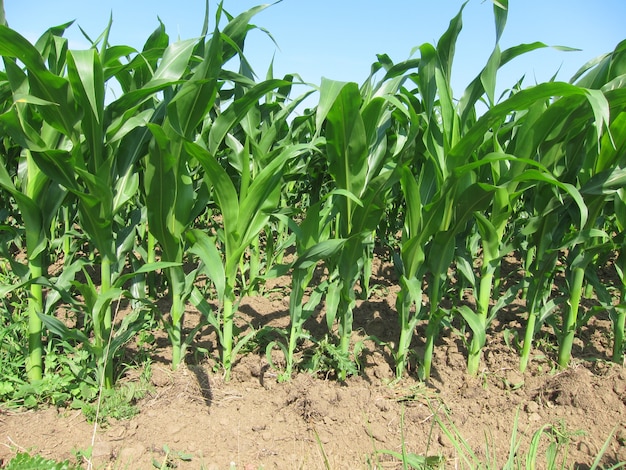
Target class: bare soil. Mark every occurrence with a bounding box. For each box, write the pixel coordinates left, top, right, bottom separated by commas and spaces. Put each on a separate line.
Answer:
1, 254, 626, 469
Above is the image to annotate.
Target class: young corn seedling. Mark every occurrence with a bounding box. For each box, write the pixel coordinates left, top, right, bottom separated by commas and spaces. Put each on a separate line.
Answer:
392, 4, 505, 380
185, 126, 313, 378
142, 4, 239, 370
148, 2, 318, 377
279, 205, 346, 381
0, 23, 73, 382
316, 73, 415, 380
0, 18, 197, 386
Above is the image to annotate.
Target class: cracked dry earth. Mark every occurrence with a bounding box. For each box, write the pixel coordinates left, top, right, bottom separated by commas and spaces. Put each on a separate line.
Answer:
1, 255, 626, 469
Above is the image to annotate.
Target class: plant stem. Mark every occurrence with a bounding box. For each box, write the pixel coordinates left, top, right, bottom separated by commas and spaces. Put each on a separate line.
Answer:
520, 307, 536, 373
467, 269, 494, 376
338, 290, 355, 381
558, 265, 585, 369
421, 315, 441, 382
147, 230, 157, 297
168, 265, 187, 370
395, 290, 411, 378
170, 293, 185, 369
222, 292, 235, 380
613, 306, 626, 364
421, 275, 443, 381
100, 257, 112, 331
100, 256, 114, 389
62, 206, 71, 263
27, 254, 44, 382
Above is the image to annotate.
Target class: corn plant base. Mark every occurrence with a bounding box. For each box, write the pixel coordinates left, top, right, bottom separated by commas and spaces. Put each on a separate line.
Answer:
2, 305, 624, 469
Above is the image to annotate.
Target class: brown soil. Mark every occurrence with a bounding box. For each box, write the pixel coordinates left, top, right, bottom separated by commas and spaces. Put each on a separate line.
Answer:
1, 255, 626, 469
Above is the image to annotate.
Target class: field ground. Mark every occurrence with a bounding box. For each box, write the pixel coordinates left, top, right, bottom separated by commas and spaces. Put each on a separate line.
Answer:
1, 255, 626, 469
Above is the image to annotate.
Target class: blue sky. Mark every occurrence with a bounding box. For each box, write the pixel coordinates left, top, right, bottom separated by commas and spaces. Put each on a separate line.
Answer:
4, 0, 626, 102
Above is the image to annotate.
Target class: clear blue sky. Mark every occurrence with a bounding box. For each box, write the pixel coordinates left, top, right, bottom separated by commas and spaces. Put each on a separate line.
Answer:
4, 0, 626, 102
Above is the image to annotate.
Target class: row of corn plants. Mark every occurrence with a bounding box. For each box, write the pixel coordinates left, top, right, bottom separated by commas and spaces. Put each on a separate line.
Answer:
0, 0, 625, 398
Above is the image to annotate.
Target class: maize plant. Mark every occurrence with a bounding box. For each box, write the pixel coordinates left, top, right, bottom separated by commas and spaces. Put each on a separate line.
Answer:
0, 17, 197, 387
0, 0, 624, 396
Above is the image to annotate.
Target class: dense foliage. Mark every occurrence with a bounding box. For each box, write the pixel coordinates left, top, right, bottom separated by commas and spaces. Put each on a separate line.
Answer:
0, 0, 625, 408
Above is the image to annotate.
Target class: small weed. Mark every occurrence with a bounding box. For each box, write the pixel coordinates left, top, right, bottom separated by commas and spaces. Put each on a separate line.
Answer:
152, 444, 193, 469
3, 452, 81, 470
301, 335, 359, 379
77, 362, 153, 425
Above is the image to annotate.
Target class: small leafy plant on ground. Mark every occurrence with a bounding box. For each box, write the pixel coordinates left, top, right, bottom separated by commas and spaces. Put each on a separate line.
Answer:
3, 452, 81, 470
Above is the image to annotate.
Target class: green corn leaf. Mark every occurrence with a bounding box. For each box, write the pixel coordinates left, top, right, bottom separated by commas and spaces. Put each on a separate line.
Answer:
459, 41, 551, 122
112, 166, 139, 214
427, 230, 456, 282
237, 152, 286, 242
145, 124, 195, 261
418, 43, 437, 119
107, 309, 150, 359
325, 81, 368, 203
474, 212, 499, 262
292, 239, 347, 271
315, 78, 349, 137
148, 38, 198, 85
0, 162, 46, 258
580, 166, 626, 196
0, 107, 46, 152
0, 26, 77, 136
493, 0, 508, 44
458, 304, 487, 350
44, 259, 88, 314
38, 313, 90, 344
451, 82, 611, 166
480, 45, 501, 106
91, 287, 125, 330
436, 2, 465, 81
166, 37, 221, 139
596, 112, 626, 172
325, 280, 341, 332
76, 192, 114, 261
187, 229, 226, 302
220, 3, 274, 63
112, 261, 182, 290
29, 149, 80, 192
514, 169, 588, 228
208, 79, 291, 154
67, 49, 104, 126
183, 139, 239, 246
399, 165, 422, 239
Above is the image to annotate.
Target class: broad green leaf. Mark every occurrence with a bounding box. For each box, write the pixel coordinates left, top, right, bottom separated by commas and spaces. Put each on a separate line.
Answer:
67, 49, 104, 125
208, 79, 291, 154
0, 26, 77, 136
451, 81, 611, 166
183, 140, 239, 247
418, 43, 437, 119
480, 45, 501, 106
474, 212, 499, 262
149, 38, 198, 85
187, 229, 226, 301
458, 305, 486, 351
493, 0, 508, 44
436, 2, 465, 81
315, 77, 349, 136
514, 169, 588, 228
145, 124, 194, 261
38, 313, 90, 344
167, 31, 222, 138
325, 82, 368, 201
221, 3, 273, 62
292, 239, 347, 271
0, 160, 46, 258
